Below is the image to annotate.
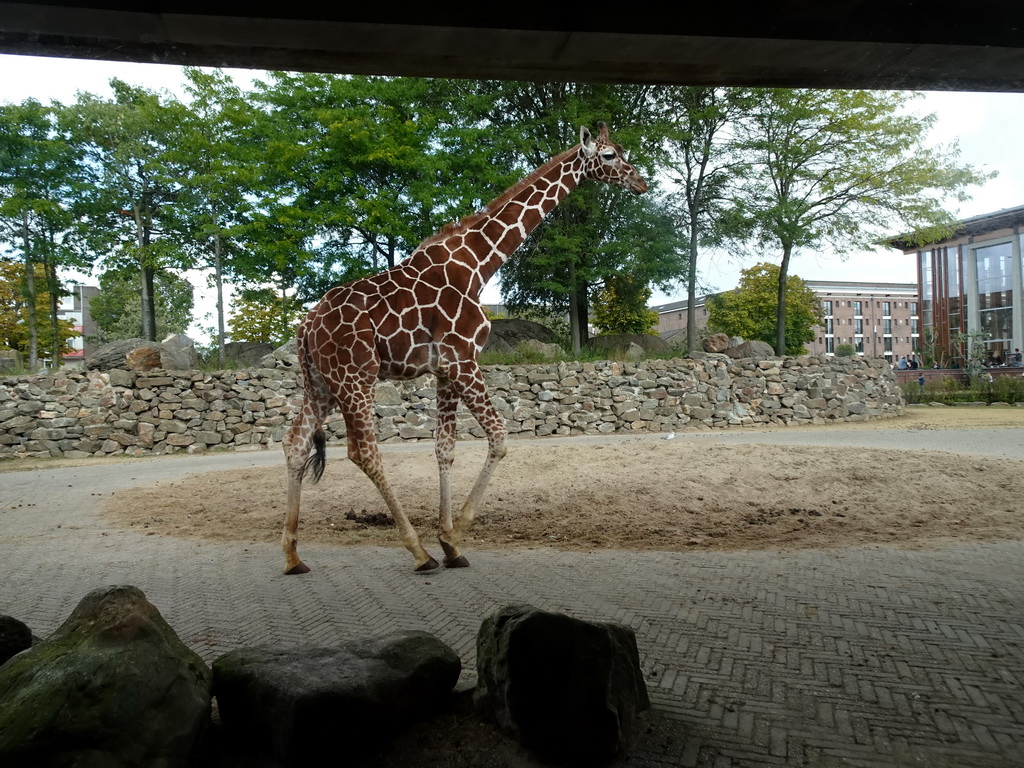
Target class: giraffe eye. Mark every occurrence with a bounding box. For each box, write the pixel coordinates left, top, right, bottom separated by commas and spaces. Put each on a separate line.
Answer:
600, 151, 617, 161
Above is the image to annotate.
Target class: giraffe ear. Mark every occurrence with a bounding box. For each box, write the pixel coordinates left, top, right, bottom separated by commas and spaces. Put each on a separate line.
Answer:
580, 125, 596, 157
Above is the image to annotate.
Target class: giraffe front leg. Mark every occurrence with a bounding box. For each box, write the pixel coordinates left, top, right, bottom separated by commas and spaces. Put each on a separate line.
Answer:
435, 376, 469, 568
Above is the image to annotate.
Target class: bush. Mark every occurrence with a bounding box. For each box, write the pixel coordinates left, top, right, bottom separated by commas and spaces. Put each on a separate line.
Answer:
902, 373, 1024, 405
835, 343, 855, 357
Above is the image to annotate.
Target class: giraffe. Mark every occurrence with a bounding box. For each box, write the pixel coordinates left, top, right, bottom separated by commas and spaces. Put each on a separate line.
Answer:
281, 122, 648, 574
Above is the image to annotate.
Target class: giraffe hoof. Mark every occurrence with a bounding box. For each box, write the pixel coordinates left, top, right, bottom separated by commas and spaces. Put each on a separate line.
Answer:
443, 555, 470, 569
415, 557, 440, 572
285, 561, 311, 575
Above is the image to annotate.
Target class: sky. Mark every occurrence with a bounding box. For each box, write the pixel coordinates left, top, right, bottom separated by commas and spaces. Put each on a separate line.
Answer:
2, 53, 1022, 339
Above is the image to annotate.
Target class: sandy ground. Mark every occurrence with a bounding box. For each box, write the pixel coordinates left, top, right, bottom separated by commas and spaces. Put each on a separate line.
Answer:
102, 406, 1024, 556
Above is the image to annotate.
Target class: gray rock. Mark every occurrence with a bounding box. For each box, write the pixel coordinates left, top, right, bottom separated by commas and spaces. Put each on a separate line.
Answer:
218, 341, 275, 367
213, 630, 461, 762
723, 339, 776, 359
259, 338, 298, 369
474, 604, 650, 762
0, 585, 212, 767
482, 319, 559, 355
160, 334, 199, 370
590, 333, 673, 356
85, 338, 152, 370
0, 615, 33, 665
520, 339, 562, 359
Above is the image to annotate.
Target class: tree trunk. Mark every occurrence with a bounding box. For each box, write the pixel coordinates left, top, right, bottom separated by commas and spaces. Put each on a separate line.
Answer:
214, 230, 226, 363
567, 259, 581, 356
44, 257, 62, 365
776, 242, 792, 356
21, 211, 39, 370
686, 223, 700, 354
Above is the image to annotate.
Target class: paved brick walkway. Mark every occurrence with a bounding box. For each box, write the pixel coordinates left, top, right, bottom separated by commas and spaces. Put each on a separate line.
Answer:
2, 426, 1023, 766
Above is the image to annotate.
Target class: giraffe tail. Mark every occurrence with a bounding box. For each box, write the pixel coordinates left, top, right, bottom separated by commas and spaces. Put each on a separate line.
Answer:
299, 428, 326, 484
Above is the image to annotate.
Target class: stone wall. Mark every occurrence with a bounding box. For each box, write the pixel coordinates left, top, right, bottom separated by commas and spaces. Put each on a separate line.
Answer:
0, 355, 903, 460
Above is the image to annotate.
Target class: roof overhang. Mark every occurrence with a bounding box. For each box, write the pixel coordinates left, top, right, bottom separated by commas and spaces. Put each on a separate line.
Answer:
2, 3, 1023, 91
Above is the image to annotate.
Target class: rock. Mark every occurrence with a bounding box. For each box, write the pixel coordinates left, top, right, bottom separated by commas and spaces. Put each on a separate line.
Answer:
482, 319, 559, 355
259, 338, 298, 369
159, 334, 199, 370
474, 604, 650, 762
220, 342, 275, 367
125, 345, 163, 371
0, 350, 22, 372
590, 334, 673, 357
86, 338, 152, 370
213, 630, 461, 762
0, 615, 33, 665
703, 332, 730, 353
625, 342, 645, 361
0, 585, 212, 767
520, 339, 562, 359
723, 339, 775, 359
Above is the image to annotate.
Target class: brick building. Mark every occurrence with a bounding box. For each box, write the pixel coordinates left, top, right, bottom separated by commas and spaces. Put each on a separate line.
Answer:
651, 280, 920, 363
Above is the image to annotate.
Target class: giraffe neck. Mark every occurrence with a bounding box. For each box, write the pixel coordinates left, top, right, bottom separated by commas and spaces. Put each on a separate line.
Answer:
413, 144, 586, 298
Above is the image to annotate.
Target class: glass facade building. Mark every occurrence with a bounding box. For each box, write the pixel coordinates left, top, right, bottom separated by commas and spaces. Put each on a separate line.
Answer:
895, 206, 1024, 367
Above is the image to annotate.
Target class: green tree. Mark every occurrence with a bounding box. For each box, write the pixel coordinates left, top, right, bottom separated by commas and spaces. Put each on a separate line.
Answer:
729, 89, 992, 357
166, 68, 262, 363
591, 275, 659, 335
62, 81, 189, 341
0, 260, 77, 359
465, 81, 687, 353
0, 99, 86, 367
88, 267, 194, 344
707, 262, 821, 355
227, 289, 305, 346
662, 87, 751, 353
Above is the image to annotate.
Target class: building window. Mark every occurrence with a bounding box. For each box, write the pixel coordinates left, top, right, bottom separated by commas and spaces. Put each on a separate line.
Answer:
910, 301, 918, 316
883, 318, 892, 335
855, 318, 864, 335
826, 337, 835, 353
975, 240, 1014, 364
825, 318, 834, 335
822, 300, 833, 316
853, 301, 863, 316
882, 301, 891, 316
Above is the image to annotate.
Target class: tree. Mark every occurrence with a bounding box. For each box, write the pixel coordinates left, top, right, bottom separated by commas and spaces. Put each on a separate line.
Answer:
707, 262, 821, 355
465, 81, 688, 352
63, 81, 189, 341
88, 267, 194, 344
0, 260, 78, 359
167, 68, 262, 363
730, 89, 992, 357
0, 99, 86, 367
662, 87, 751, 353
227, 289, 305, 346
591, 275, 659, 335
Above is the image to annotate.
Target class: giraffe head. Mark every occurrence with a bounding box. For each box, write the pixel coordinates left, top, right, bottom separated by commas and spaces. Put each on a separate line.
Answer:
580, 122, 648, 195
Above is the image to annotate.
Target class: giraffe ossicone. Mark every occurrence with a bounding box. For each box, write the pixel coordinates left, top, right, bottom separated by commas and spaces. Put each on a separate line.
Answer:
281, 122, 647, 574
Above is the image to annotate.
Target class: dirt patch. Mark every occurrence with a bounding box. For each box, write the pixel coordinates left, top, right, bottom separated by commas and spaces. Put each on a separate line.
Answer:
103, 406, 1024, 555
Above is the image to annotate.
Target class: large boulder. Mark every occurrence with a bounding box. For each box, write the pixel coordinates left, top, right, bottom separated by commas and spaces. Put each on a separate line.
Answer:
482, 319, 560, 356
159, 334, 199, 370
85, 338, 152, 370
723, 339, 776, 359
474, 604, 650, 762
0, 585, 212, 767
85, 335, 199, 372
702, 332, 730, 353
213, 631, 461, 763
259, 338, 298, 369
589, 333, 673, 357
220, 341, 275, 367
0, 615, 33, 665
